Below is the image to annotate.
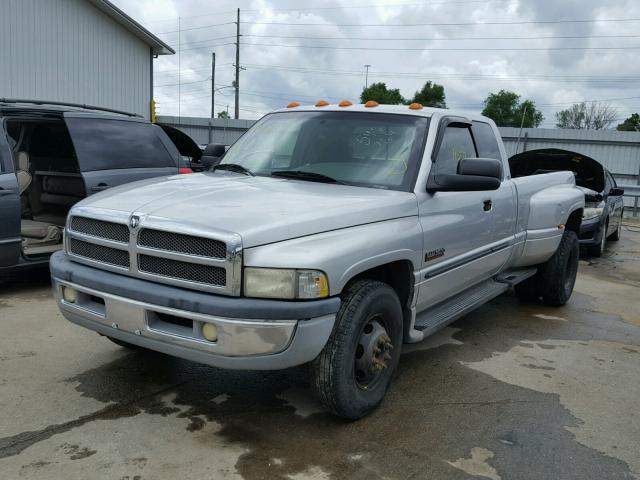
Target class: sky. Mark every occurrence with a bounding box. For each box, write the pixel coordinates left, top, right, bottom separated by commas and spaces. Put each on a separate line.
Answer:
111, 0, 640, 127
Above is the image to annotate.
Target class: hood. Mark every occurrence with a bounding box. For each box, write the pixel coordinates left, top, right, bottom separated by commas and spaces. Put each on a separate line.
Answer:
78, 173, 418, 248
157, 124, 202, 161
509, 148, 605, 193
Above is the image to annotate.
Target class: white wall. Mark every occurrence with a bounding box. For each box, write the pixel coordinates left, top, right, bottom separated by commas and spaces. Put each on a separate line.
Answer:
0, 0, 151, 118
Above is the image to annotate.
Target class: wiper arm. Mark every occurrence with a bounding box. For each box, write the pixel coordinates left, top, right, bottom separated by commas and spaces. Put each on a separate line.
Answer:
271, 170, 343, 184
212, 163, 255, 176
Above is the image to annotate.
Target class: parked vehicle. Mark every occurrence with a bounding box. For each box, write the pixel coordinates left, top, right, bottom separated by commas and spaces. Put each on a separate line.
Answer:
509, 148, 624, 256
0, 99, 201, 274
50, 103, 584, 419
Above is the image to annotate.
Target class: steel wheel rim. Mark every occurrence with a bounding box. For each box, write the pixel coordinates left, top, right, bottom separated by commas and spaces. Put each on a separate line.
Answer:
354, 314, 394, 390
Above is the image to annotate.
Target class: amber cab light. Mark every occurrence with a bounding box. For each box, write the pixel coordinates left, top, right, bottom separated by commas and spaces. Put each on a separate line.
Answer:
409, 102, 423, 110
364, 100, 379, 108
315, 100, 329, 107
178, 167, 193, 174
287, 101, 301, 108
339, 100, 352, 107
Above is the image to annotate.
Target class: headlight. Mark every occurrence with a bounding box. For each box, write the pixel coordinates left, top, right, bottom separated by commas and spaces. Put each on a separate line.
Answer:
243, 268, 329, 299
582, 207, 604, 220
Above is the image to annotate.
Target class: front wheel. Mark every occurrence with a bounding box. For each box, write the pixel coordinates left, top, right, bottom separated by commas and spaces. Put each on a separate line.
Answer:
312, 280, 403, 420
608, 214, 622, 241
539, 230, 580, 306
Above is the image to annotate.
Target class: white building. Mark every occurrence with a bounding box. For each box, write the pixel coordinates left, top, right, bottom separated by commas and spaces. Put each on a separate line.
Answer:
0, 0, 174, 119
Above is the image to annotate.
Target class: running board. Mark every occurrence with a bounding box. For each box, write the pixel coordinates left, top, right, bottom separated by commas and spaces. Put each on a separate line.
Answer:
495, 267, 537, 286
414, 279, 509, 337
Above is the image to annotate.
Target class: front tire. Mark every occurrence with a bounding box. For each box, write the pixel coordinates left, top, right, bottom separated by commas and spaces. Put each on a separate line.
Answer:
587, 222, 607, 257
312, 280, 403, 420
539, 230, 580, 306
608, 215, 622, 241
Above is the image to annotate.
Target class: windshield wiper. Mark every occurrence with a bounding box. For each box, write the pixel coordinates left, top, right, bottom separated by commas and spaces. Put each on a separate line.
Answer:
212, 163, 255, 176
271, 170, 343, 184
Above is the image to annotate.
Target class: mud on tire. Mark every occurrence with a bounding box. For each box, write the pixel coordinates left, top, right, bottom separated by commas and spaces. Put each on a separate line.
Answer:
312, 280, 403, 420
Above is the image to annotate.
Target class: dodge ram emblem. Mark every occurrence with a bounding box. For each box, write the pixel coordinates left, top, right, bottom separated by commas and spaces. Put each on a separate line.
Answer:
129, 215, 140, 229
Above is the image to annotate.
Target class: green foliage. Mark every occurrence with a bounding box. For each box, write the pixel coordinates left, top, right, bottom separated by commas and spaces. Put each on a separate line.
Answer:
360, 82, 406, 105
217, 110, 230, 119
409, 81, 447, 108
481, 90, 543, 128
617, 113, 640, 132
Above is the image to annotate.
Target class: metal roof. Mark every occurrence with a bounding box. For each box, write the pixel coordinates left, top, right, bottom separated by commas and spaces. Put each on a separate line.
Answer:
87, 0, 175, 55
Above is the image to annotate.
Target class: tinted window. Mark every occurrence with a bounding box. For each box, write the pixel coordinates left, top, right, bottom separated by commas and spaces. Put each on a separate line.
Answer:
434, 126, 476, 175
65, 118, 177, 171
471, 122, 501, 160
220, 111, 429, 191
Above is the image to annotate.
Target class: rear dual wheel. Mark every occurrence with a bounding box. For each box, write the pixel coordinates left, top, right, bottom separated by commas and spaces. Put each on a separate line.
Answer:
313, 280, 403, 420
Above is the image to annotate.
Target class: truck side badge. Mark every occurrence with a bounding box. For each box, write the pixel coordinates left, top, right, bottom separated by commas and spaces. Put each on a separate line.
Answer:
425, 248, 445, 262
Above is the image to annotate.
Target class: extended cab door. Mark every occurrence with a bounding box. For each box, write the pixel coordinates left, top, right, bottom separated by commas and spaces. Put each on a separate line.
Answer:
415, 117, 514, 312
63, 113, 180, 194
0, 119, 21, 267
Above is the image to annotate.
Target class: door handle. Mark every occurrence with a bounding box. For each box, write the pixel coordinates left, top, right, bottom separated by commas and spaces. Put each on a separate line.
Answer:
483, 199, 493, 211
91, 183, 110, 192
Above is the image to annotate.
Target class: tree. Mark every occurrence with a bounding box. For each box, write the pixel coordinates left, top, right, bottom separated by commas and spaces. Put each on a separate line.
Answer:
481, 90, 544, 128
360, 82, 405, 105
617, 113, 640, 132
409, 81, 447, 108
217, 110, 230, 119
555, 102, 616, 130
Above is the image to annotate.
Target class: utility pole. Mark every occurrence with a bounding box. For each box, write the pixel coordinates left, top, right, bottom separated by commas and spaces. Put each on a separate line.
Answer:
364, 64, 371, 89
234, 8, 240, 119
211, 52, 216, 118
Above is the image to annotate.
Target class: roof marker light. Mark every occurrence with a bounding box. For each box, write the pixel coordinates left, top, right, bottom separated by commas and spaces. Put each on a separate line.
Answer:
409, 102, 423, 110
339, 100, 352, 107
287, 102, 301, 108
315, 100, 329, 107
364, 100, 379, 108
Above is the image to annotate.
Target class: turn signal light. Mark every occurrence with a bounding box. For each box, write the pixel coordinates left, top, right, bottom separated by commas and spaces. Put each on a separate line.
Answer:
409, 102, 423, 110
364, 100, 379, 108
287, 101, 300, 108
315, 100, 329, 107
339, 100, 352, 107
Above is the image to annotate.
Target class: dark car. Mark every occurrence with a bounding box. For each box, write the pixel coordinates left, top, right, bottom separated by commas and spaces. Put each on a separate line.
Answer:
0, 99, 201, 274
509, 148, 624, 257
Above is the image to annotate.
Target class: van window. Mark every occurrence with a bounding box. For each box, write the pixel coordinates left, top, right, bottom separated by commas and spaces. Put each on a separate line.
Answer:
434, 126, 477, 175
471, 122, 502, 160
65, 118, 177, 171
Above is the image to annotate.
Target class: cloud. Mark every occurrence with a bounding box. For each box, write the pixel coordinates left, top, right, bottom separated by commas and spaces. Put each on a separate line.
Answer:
112, 0, 640, 125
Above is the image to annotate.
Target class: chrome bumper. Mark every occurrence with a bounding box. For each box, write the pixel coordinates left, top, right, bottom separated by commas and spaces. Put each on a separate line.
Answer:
52, 278, 336, 370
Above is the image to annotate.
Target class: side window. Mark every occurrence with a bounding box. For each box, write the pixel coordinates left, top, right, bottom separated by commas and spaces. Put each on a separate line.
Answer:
471, 122, 502, 160
434, 126, 476, 175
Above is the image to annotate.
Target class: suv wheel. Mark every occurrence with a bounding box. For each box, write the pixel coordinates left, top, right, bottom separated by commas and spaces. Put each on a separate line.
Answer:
312, 280, 403, 420
587, 222, 607, 257
608, 215, 622, 241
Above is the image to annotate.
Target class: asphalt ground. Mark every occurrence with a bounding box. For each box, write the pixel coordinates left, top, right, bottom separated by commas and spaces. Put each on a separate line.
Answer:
1, 224, 639, 480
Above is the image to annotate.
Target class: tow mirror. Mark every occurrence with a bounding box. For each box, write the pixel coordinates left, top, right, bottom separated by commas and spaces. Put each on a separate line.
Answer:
609, 187, 624, 197
427, 158, 502, 192
201, 143, 226, 170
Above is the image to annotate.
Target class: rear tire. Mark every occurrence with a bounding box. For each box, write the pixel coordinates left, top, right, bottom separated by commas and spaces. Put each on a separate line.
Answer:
312, 280, 403, 420
539, 230, 580, 306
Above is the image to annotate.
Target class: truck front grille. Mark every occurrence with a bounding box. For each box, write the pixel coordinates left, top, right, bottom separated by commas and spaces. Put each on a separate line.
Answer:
138, 229, 226, 259
138, 255, 226, 286
69, 238, 130, 268
70, 216, 129, 243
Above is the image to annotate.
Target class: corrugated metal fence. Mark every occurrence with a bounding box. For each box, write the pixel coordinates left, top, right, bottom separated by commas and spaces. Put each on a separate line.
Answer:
157, 116, 640, 214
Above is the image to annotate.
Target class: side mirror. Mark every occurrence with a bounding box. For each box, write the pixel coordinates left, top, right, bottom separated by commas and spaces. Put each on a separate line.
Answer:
609, 187, 624, 197
427, 158, 502, 192
203, 143, 226, 158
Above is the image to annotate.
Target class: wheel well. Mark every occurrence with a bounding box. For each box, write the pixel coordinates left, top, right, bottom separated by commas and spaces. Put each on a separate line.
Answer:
347, 260, 414, 309
565, 209, 583, 234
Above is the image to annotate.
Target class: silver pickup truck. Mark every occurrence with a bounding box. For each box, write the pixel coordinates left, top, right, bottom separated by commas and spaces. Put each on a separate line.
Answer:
50, 103, 585, 419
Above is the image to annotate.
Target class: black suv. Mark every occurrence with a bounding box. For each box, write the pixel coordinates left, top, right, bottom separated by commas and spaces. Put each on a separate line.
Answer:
0, 99, 202, 273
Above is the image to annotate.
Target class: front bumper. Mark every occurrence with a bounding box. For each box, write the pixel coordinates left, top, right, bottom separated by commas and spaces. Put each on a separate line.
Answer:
50, 252, 339, 370
579, 215, 604, 247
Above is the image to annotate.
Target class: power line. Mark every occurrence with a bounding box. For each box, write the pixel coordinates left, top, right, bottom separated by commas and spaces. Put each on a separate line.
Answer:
239, 18, 640, 27
239, 42, 640, 51
238, 33, 640, 42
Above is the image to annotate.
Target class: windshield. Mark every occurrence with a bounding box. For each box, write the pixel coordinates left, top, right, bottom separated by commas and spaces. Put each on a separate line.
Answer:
219, 111, 429, 190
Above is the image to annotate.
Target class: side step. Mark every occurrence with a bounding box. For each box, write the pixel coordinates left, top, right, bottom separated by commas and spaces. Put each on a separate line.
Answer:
413, 268, 538, 338
414, 280, 508, 337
